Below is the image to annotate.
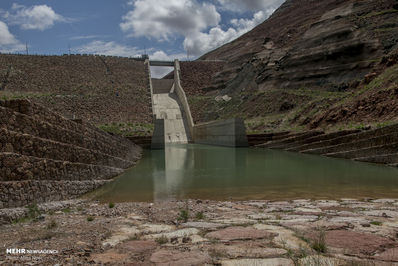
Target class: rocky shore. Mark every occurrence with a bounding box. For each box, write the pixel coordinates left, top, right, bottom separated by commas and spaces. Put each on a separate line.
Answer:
0, 198, 397, 265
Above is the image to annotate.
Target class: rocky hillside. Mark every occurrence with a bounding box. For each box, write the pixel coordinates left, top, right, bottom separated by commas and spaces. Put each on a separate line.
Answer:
0, 99, 142, 209
187, 0, 398, 133
0, 54, 152, 136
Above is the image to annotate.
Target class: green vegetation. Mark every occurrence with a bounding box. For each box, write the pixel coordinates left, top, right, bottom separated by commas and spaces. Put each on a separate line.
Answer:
11, 204, 41, 224
155, 235, 168, 244
370, 221, 382, 226
195, 211, 205, 220
177, 209, 189, 223
61, 208, 71, 213
311, 230, 327, 253
27, 204, 41, 219
46, 219, 58, 229
108, 202, 115, 208
87, 216, 95, 222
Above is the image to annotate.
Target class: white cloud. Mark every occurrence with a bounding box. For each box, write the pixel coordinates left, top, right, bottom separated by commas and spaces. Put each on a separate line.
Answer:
120, 0, 220, 40
76, 40, 183, 78
2, 4, 66, 31
0, 21, 24, 53
184, 10, 269, 56
76, 40, 185, 59
121, 0, 284, 57
217, 0, 285, 13
149, 50, 187, 78
70, 35, 109, 41
150, 66, 174, 78
75, 40, 144, 57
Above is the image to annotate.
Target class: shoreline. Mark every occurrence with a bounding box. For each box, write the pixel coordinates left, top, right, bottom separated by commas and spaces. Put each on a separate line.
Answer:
1, 198, 398, 265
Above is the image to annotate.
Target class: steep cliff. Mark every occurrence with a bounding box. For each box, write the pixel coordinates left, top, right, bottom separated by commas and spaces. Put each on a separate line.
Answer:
187, 0, 398, 132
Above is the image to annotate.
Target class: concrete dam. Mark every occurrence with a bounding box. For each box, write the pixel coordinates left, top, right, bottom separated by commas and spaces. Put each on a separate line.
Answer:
148, 60, 248, 148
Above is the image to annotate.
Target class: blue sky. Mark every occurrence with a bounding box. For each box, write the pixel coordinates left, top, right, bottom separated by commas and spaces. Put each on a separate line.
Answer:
0, 0, 284, 73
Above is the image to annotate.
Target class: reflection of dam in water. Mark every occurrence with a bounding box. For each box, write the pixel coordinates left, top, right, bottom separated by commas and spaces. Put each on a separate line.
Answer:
153, 145, 247, 202
92, 144, 398, 203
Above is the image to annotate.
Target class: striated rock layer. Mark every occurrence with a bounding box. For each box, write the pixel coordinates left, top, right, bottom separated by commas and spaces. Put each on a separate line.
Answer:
184, 0, 398, 130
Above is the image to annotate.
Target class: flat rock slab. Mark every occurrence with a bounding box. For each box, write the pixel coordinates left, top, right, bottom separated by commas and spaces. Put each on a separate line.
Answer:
253, 224, 310, 250
248, 214, 275, 220
221, 258, 294, 266
102, 226, 140, 247
211, 243, 286, 258
295, 207, 323, 213
91, 250, 129, 264
118, 240, 157, 254
138, 223, 176, 234
308, 230, 395, 256
375, 247, 398, 262
145, 228, 199, 240
211, 218, 257, 225
328, 216, 368, 224
150, 249, 211, 266
299, 255, 342, 266
182, 221, 225, 229
205, 226, 277, 241
362, 210, 398, 218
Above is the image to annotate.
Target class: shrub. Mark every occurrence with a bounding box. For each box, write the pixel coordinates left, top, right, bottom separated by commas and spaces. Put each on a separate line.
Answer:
177, 209, 189, 223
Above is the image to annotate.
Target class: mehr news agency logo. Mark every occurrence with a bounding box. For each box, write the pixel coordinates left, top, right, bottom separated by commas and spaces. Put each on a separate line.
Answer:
6, 248, 58, 255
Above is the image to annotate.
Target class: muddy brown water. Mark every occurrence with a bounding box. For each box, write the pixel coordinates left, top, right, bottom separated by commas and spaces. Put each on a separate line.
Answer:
92, 144, 398, 202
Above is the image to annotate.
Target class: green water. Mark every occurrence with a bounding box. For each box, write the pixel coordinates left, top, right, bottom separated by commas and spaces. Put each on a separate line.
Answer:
92, 144, 398, 202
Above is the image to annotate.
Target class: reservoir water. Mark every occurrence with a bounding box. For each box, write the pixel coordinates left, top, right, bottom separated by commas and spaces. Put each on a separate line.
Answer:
92, 144, 398, 202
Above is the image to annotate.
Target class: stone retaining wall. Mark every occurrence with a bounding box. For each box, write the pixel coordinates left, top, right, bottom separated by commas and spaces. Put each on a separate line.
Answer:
0, 153, 123, 182
0, 128, 134, 169
0, 180, 110, 209
0, 106, 132, 158
0, 99, 142, 209
0, 100, 133, 151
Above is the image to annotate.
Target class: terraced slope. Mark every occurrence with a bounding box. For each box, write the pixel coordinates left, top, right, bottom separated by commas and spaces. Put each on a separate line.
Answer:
256, 124, 398, 167
0, 99, 142, 209
0, 54, 152, 135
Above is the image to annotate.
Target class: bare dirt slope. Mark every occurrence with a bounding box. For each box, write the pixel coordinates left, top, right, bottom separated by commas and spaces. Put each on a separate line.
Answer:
0, 55, 152, 135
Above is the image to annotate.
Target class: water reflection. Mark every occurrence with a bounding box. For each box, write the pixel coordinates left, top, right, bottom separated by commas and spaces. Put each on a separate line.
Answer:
92, 144, 398, 202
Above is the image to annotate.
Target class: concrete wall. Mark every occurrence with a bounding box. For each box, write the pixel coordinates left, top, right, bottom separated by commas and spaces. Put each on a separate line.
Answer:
152, 79, 174, 94
193, 118, 248, 147
145, 59, 154, 117
173, 60, 194, 141
151, 119, 165, 149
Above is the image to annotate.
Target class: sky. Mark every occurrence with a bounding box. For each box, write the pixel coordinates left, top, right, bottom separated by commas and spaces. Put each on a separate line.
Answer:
0, 0, 285, 76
